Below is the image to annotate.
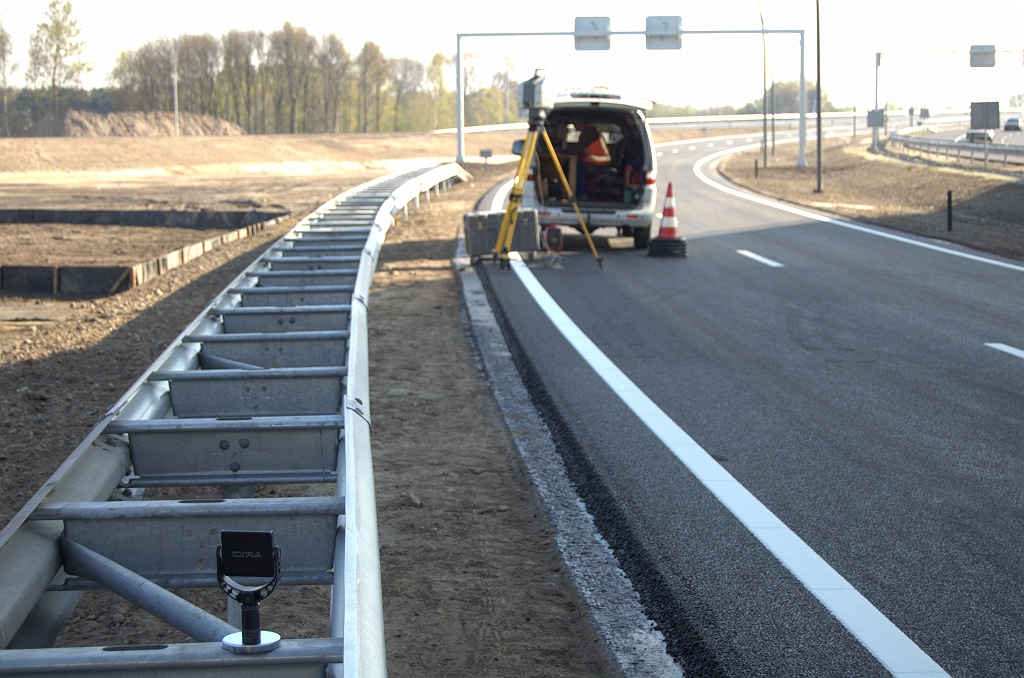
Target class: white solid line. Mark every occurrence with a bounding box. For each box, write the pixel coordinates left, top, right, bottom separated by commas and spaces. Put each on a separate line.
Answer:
692, 145, 1024, 273
507, 253, 948, 678
489, 178, 515, 212
737, 249, 784, 267
985, 342, 1024, 359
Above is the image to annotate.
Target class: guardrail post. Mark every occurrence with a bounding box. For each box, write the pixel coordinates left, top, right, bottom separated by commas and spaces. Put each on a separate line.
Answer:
947, 191, 953, 232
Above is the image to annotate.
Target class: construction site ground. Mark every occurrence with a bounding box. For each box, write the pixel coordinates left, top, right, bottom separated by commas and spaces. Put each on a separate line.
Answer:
0, 127, 1015, 676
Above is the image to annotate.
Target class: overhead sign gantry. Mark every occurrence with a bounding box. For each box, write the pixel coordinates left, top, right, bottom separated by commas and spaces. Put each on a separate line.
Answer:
454, 16, 808, 167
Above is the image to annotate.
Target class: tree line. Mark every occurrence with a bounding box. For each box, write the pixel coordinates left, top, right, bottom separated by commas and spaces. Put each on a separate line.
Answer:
0, 1, 521, 136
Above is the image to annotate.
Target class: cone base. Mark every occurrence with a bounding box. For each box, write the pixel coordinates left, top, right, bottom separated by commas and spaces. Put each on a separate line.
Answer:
647, 237, 688, 257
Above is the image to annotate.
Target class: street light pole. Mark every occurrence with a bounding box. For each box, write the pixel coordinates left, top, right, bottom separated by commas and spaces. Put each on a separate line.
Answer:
173, 37, 180, 138
814, 0, 822, 193
872, 52, 880, 152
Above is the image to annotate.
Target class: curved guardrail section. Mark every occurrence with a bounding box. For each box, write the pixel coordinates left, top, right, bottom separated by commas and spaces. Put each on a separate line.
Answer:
888, 126, 1024, 167
0, 163, 470, 678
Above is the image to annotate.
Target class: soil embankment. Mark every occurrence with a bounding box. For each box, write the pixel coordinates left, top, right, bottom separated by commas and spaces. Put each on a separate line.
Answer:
27, 110, 245, 137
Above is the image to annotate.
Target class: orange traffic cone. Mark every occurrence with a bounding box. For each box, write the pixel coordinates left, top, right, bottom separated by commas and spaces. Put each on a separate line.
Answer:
657, 183, 679, 239
648, 182, 687, 257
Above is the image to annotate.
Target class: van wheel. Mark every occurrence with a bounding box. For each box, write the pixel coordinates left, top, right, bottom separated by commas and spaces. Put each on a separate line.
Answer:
633, 229, 650, 249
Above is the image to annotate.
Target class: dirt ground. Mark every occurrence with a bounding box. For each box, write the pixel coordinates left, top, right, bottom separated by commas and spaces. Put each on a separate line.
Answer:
0, 152, 607, 674
0, 223, 236, 267
28, 110, 245, 138
719, 137, 1024, 260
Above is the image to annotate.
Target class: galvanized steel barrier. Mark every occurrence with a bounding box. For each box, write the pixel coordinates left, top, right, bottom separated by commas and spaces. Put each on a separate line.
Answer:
0, 163, 470, 677
888, 126, 1024, 168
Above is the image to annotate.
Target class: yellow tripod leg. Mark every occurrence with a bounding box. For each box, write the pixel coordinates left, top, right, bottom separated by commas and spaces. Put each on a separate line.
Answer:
494, 129, 541, 265
538, 128, 603, 268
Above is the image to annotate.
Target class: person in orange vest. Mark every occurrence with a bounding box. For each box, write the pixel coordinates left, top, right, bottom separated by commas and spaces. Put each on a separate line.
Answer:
575, 122, 611, 198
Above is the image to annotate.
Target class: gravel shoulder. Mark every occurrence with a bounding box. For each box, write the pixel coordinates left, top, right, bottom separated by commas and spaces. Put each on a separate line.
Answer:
719, 137, 1023, 260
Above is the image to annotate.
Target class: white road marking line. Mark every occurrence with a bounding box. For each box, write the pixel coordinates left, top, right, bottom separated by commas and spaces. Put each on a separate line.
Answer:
985, 342, 1024, 359
737, 250, 784, 267
707, 142, 715, 147
672, 148, 679, 153
726, 140, 734, 145
688, 145, 696, 151
746, 137, 755, 142
507, 252, 949, 678
490, 178, 515, 212
692, 145, 1024, 273
657, 152, 664, 157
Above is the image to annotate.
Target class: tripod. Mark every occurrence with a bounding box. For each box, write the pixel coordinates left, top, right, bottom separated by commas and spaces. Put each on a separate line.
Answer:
493, 108, 603, 270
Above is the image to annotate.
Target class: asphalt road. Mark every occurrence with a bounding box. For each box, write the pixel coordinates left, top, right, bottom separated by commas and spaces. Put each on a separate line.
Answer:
479, 138, 1023, 676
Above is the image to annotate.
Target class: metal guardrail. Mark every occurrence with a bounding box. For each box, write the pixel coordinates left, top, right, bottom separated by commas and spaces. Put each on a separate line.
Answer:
888, 127, 1024, 168
0, 163, 470, 677
434, 111, 973, 135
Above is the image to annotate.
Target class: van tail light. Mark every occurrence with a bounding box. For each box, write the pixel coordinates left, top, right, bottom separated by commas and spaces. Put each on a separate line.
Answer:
527, 171, 534, 181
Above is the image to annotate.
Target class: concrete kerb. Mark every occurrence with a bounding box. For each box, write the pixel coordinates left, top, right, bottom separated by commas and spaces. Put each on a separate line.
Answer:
453, 233, 682, 678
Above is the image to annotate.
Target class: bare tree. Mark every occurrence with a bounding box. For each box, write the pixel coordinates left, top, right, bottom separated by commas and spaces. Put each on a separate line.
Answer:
491, 56, 515, 122
108, 38, 174, 112
222, 30, 262, 131
177, 33, 220, 116
318, 34, 349, 133
26, 0, 92, 116
355, 41, 387, 132
268, 23, 317, 133
426, 52, 449, 130
389, 57, 423, 132
0, 19, 17, 136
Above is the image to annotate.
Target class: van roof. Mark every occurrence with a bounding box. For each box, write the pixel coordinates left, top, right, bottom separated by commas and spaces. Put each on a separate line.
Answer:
554, 91, 654, 112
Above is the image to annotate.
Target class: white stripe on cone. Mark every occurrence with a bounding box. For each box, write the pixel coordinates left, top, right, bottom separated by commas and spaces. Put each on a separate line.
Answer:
658, 182, 679, 239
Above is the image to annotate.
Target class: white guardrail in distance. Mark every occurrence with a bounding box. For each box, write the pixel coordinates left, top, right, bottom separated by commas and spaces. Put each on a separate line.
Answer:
432, 111, 973, 135
888, 127, 1024, 166
0, 163, 470, 678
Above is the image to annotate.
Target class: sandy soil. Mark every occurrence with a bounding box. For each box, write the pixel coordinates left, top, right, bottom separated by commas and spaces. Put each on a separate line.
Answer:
1, 159, 607, 675
719, 137, 1024, 260
0, 224, 235, 267
29, 110, 245, 138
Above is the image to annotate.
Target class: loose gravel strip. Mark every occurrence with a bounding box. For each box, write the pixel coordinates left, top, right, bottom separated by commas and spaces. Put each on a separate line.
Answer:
457, 245, 683, 678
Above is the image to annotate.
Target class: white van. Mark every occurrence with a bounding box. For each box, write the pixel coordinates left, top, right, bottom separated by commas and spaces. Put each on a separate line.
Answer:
513, 91, 658, 248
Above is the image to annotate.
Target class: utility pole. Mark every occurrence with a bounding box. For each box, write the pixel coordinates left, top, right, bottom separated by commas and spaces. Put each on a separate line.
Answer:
814, 0, 822, 193
872, 52, 880, 152
173, 38, 180, 137
758, 2, 768, 167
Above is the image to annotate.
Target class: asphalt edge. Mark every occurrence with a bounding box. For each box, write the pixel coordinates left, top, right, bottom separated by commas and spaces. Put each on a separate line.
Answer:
453, 234, 683, 677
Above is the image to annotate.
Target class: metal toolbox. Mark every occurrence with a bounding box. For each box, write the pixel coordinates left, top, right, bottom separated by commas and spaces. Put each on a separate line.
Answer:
463, 209, 540, 258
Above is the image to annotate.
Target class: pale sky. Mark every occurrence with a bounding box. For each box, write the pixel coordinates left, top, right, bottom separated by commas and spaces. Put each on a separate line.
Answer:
1, 0, 1021, 112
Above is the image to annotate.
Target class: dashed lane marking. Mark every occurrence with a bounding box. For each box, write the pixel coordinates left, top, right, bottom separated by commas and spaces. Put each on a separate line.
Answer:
985, 343, 1024, 359
737, 250, 784, 267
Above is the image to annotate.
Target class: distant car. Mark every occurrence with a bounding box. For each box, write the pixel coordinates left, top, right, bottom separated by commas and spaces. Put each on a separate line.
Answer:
966, 129, 995, 143
1004, 117, 1021, 131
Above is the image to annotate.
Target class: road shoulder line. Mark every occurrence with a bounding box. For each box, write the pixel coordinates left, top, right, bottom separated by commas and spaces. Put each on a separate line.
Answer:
454, 238, 683, 677
506, 252, 949, 678
690, 145, 1024, 273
